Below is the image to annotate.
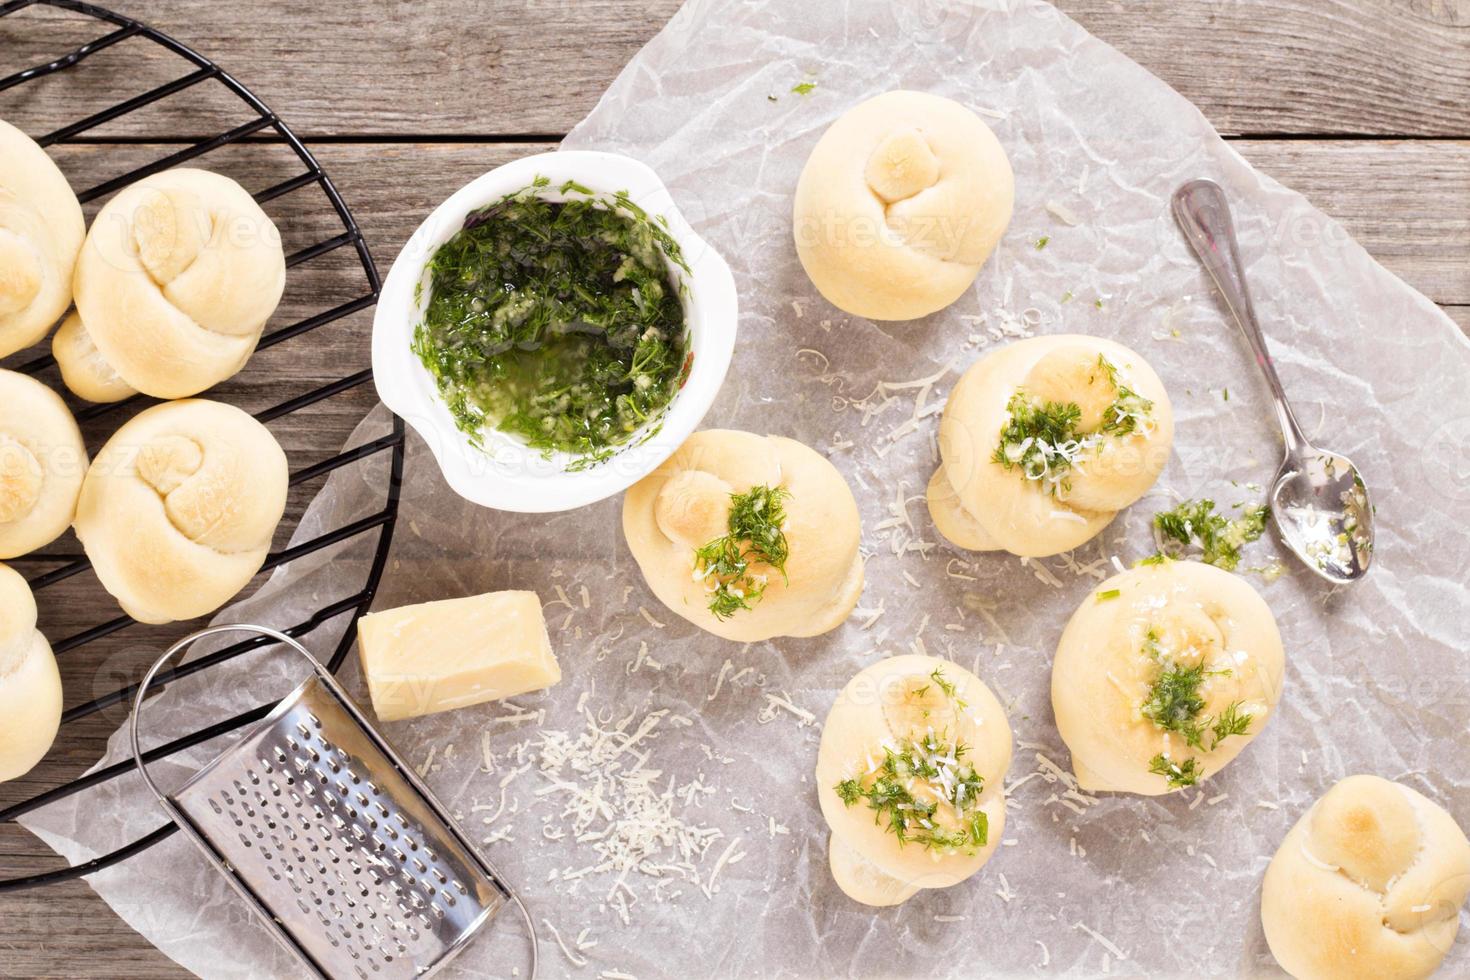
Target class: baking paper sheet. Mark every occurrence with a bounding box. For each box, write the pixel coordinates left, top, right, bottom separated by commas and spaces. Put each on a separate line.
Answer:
22, 0, 1470, 976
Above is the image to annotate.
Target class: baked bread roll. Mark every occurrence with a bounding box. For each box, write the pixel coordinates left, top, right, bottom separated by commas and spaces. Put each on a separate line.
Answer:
0, 563, 62, 783
0, 119, 85, 358
792, 90, 1013, 321
70, 168, 285, 399
622, 429, 863, 642
74, 399, 288, 624
51, 312, 136, 404
1051, 559, 1284, 795
1262, 775, 1470, 980
816, 654, 1011, 906
931, 334, 1172, 557
0, 369, 88, 558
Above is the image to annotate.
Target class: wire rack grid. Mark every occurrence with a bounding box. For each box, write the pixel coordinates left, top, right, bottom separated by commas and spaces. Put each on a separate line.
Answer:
0, 0, 405, 891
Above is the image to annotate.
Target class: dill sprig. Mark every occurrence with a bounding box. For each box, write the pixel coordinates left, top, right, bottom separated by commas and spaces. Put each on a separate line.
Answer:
1148, 754, 1201, 789
1140, 661, 1210, 746
832, 676, 988, 852
834, 737, 989, 852
1137, 627, 1254, 787
1153, 498, 1269, 571
695, 485, 791, 620
991, 356, 1154, 496
1092, 355, 1154, 437
929, 667, 966, 708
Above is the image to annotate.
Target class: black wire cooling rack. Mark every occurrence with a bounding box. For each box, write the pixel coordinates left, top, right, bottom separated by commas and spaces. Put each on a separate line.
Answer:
0, 0, 404, 890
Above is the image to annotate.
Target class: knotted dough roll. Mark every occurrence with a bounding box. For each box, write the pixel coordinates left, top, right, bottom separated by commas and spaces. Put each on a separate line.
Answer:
0, 563, 62, 783
792, 90, 1013, 321
0, 118, 85, 358
930, 334, 1172, 557
816, 654, 1011, 906
1262, 775, 1470, 980
0, 370, 88, 558
622, 429, 863, 642
68, 168, 285, 400
74, 399, 288, 624
1051, 559, 1284, 795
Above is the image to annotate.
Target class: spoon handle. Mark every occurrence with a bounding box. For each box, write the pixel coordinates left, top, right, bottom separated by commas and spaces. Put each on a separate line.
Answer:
1172, 178, 1307, 453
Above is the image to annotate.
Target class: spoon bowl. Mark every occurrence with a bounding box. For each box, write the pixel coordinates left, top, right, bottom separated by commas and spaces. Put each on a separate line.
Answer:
1172, 178, 1375, 584
1269, 448, 1373, 585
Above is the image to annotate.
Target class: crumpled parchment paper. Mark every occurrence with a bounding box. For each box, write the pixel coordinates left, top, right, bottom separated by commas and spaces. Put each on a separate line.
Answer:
21, 0, 1470, 976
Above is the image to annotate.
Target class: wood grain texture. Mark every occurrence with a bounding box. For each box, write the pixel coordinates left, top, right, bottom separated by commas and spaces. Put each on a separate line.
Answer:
1, 0, 1467, 977
0, 0, 1467, 138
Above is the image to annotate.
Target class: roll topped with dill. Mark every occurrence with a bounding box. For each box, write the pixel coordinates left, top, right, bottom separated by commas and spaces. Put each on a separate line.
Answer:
928, 334, 1172, 557
816, 654, 1011, 906
412, 178, 690, 470
1051, 558, 1284, 796
621, 429, 863, 642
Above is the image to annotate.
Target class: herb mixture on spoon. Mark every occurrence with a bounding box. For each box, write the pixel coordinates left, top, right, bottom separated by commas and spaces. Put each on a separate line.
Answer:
413, 178, 691, 469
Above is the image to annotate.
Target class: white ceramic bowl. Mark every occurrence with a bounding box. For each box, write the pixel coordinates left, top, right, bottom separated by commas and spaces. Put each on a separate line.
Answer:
372, 150, 737, 513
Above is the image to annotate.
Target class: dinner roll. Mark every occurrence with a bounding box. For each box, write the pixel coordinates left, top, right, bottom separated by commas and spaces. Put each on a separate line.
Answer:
0, 563, 62, 783
622, 429, 862, 642
792, 90, 1013, 321
816, 654, 1011, 906
1262, 775, 1470, 980
1051, 559, 1284, 795
51, 312, 136, 404
0, 119, 85, 358
931, 334, 1172, 557
74, 399, 288, 624
71, 168, 285, 399
0, 370, 88, 558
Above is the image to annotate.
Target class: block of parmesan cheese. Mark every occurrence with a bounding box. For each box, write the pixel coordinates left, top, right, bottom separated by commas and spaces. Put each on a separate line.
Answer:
356, 590, 560, 722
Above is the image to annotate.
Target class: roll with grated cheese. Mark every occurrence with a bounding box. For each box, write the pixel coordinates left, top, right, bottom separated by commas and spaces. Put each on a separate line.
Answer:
622, 429, 863, 642
816, 654, 1012, 906
1261, 775, 1470, 980
929, 334, 1172, 557
1051, 558, 1284, 795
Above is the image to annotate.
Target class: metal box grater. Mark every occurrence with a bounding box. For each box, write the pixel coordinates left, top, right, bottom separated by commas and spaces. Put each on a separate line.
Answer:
129, 625, 536, 980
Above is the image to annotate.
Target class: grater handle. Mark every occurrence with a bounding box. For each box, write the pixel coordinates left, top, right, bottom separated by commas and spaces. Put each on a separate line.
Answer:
128, 624, 326, 807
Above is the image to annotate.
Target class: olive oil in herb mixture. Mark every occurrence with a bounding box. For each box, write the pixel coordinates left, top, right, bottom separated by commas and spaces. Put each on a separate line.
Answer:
413, 178, 691, 468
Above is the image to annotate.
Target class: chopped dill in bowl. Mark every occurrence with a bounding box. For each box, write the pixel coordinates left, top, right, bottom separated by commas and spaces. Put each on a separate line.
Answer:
411, 177, 691, 469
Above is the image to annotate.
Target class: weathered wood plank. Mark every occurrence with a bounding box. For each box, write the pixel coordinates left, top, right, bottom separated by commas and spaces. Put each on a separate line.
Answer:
1, 0, 1468, 139
1233, 139, 1470, 307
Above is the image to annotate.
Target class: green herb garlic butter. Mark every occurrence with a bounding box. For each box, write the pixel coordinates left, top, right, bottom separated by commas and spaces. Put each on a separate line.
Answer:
412, 178, 691, 469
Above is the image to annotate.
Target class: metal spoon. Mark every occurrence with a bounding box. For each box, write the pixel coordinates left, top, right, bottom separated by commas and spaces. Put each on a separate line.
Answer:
1171, 178, 1373, 584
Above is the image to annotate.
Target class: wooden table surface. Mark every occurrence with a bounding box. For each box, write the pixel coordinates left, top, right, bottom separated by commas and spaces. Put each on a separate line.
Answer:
1, 0, 1467, 976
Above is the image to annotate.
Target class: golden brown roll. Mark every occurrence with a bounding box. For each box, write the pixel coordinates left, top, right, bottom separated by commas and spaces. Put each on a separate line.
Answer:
74, 399, 288, 624
793, 91, 1014, 321
931, 334, 1173, 557
0, 563, 61, 783
0, 118, 85, 358
0, 369, 88, 559
69, 168, 285, 399
816, 654, 1011, 905
622, 429, 862, 642
1262, 775, 1470, 980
